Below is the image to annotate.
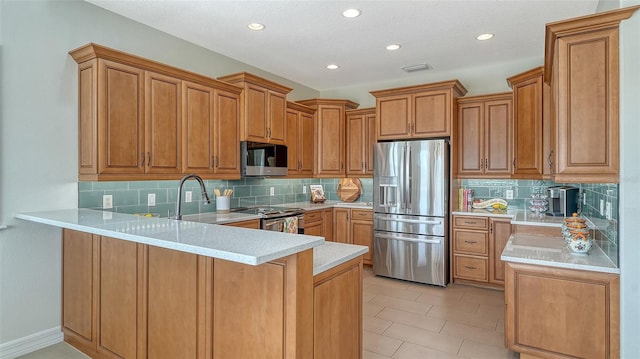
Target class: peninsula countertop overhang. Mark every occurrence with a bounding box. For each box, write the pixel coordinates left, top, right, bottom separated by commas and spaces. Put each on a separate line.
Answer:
16, 208, 328, 266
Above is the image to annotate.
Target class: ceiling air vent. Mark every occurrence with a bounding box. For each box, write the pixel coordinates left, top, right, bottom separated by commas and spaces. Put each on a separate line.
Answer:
402, 63, 432, 73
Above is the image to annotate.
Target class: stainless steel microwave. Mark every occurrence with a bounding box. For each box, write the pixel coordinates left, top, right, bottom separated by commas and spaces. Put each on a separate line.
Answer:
241, 141, 288, 177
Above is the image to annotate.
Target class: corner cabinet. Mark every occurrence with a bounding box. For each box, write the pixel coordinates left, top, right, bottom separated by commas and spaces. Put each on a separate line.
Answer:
507, 67, 544, 179
456, 93, 512, 178
296, 99, 359, 178
346, 108, 376, 177
505, 262, 619, 358
370, 80, 467, 140
218, 72, 292, 145
544, 6, 640, 183
286, 101, 315, 177
69, 43, 243, 181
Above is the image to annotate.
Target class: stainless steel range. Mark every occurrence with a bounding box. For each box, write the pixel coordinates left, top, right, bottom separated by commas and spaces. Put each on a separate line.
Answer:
232, 206, 305, 234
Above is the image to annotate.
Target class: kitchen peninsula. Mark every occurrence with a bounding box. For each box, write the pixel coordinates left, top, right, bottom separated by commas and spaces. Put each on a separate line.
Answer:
17, 209, 368, 359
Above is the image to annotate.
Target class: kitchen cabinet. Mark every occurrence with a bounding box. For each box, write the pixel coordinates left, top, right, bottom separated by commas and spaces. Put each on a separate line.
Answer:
296, 99, 359, 178
508, 67, 544, 179
370, 80, 467, 140
505, 262, 619, 358
286, 101, 315, 177
69, 43, 243, 181
346, 108, 376, 177
544, 7, 639, 183
333, 208, 373, 265
452, 215, 511, 287
313, 256, 363, 359
217, 72, 291, 145
182, 81, 241, 178
305, 208, 334, 241
456, 93, 512, 178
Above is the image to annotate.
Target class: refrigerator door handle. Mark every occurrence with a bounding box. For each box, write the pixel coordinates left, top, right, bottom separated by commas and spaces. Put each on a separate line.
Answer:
374, 216, 442, 226
375, 233, 442, 244
407, 145, 412, 211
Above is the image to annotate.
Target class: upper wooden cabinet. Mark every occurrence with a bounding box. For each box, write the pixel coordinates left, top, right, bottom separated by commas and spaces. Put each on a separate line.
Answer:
456, 93, 512, 178
286, 101, 315, 177
544, 6, 639, 183
296, 99, 359, 178
217, 72, 292, 145
69, 43, 243, 181
370, 80, 467, 140
507, 67, 544, 179
346, 108, 376, 177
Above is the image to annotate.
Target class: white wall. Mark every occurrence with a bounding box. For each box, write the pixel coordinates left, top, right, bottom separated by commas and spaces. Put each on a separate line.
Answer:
619, 0, 640, 356
0, 0, 318, 346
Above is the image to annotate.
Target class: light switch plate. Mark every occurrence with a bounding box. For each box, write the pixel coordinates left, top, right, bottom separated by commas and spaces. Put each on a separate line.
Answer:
270, 187, 275, 196
185, 191, 193, 203
505, 190, 514, 200
148, 193, 156, 206
103, 195, 113, 209
600, 199, 605, 216
605, 201, 612, 220
302, 185, 307, 194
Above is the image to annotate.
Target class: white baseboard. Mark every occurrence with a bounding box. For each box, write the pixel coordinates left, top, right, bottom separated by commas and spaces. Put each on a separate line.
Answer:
0, 326, 63, 359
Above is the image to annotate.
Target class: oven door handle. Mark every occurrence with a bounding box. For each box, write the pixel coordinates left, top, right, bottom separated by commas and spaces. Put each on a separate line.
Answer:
263, 218, 285, 228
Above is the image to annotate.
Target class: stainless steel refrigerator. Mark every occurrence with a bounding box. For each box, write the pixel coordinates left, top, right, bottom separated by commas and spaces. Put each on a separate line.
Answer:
373, 139, 449, 286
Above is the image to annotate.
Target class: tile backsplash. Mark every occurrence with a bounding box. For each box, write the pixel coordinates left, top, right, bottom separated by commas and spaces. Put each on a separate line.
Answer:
79, 177, 373, 217
461, 179, 619, 266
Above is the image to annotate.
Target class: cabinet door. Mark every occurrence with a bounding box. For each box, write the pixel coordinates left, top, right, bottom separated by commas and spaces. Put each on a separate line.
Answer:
323, 209, 334, 242
512, 75, 543, 178
413, 90, 450, 137
98, 236, 141, 359
98, 59, 145, 174
457, 102, 484, 176
555, 28, 619, 182
364, 113, 376, 176
213, 89, 240, 176
182, 81, 214, 173
316, 105, 345, 177
484, 99, 512, 175
377, 95, 411, 140
244, 84, 268, 142
299, 112, 314, 176
286, 109, 300, 175
268, 91, 287, 144
351, 218, 373, 265
145, 71, 181, 174
346, 113, 365, 176
489, 218, 512, 285
333, 208, 350, 243
62, 229, 97, 348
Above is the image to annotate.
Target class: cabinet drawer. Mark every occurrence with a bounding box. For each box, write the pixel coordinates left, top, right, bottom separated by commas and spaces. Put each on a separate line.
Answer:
454, 255, 488, 282
351, 209, 373, 220
453, 230, 488, 255
305, 210, 323, 223
453, 215, 488, 230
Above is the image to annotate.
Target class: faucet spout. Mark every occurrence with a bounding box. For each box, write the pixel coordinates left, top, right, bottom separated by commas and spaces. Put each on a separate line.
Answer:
175, 174, 211, 220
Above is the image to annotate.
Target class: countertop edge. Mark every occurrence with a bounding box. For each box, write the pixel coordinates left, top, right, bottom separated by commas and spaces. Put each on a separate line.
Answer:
501, 255, 621, 275
313, 242, 369, 276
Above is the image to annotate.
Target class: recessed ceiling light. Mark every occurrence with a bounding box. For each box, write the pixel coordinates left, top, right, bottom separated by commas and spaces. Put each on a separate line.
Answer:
476, 33, 494, 41
327, 64, 339, 70
386, 44, 401, 51
248, 23, 265, 31
342, 8, 361, 18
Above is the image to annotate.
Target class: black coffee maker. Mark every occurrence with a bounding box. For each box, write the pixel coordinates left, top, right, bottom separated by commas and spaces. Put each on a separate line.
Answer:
546, 186, 579, 217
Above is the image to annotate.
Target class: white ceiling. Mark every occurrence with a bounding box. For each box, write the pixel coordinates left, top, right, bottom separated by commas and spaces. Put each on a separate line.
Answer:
85, 0, 601, 91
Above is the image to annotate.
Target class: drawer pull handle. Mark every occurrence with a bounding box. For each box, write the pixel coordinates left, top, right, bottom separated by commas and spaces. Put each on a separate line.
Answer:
464, 240, 477, 244
464, 266, 477, 270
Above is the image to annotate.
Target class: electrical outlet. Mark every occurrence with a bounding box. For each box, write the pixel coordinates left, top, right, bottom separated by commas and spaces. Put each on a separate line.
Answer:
148, 193, 156, 206
505, 190, 514, 200
270, 187, 275, 196
103, 195, 113, 209
600, 199, 605, 216
583, 192, 587, 205
302, 185, 307, 194
185, 191, 193, 203
605, 201, 612, 220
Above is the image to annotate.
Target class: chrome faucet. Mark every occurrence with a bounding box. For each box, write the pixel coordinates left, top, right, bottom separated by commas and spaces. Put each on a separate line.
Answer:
175, 174, 211, 220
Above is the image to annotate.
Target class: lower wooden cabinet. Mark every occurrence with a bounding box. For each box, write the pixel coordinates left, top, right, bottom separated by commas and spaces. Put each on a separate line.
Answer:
505, 262, 619, 358
334, 208, 373, 265
452, 215, 511, 287
223, 218, 260, 229
306, 208, 334, 242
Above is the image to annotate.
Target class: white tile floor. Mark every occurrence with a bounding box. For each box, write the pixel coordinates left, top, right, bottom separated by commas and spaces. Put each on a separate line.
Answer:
18, 268, 518, 359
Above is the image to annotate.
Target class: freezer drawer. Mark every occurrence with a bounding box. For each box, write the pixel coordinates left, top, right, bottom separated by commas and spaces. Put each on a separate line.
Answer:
373, 231, 447, 286
374, 213, 445, 236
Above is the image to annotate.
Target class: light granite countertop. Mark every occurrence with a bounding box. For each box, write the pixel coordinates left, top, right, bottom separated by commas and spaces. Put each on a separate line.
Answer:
501, 233, 619, 274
